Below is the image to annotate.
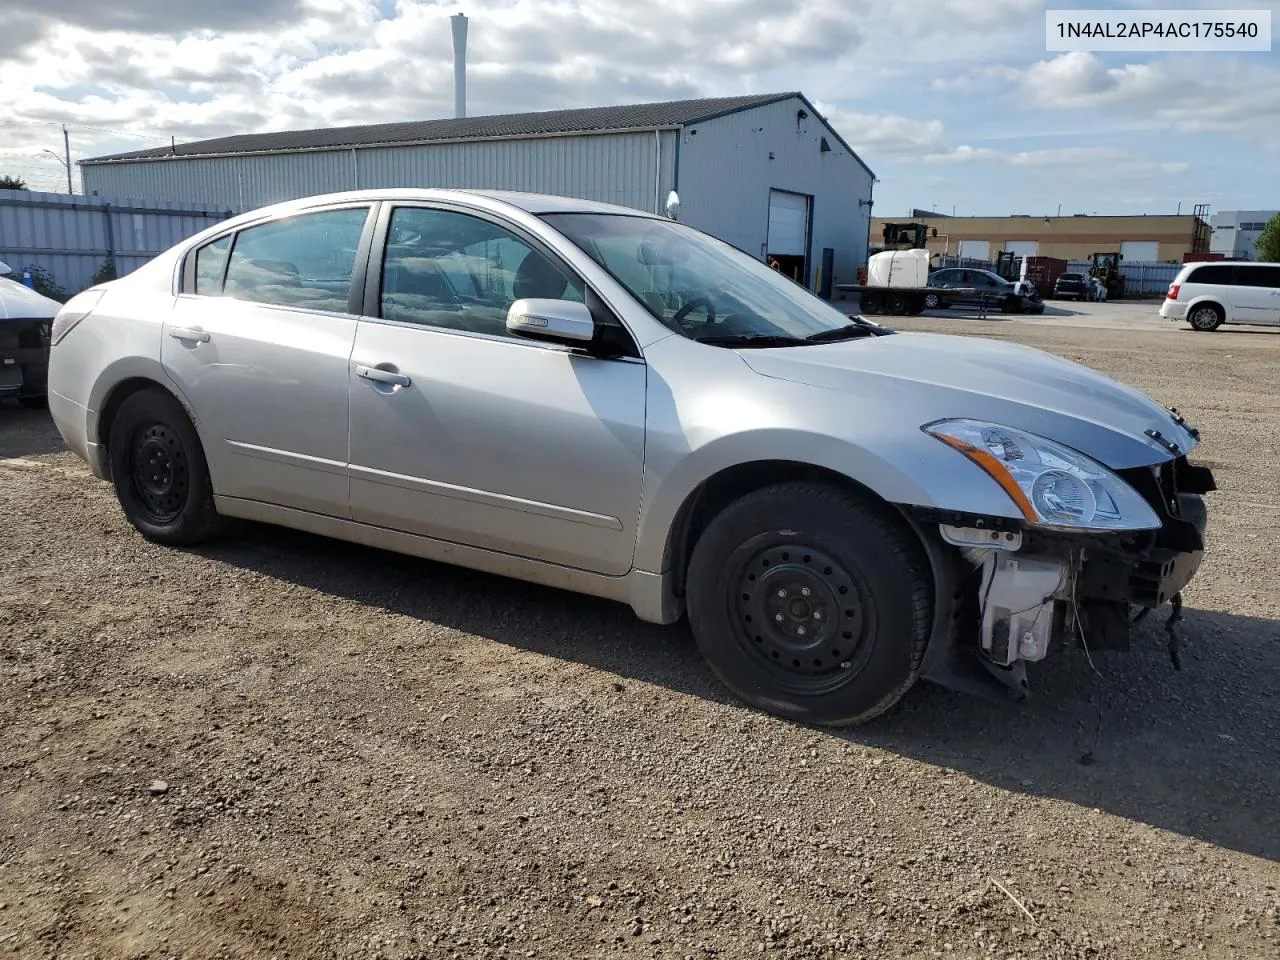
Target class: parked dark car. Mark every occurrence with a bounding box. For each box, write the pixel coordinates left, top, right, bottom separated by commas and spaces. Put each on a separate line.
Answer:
925, 268, 1044, 314
0, 265, 58, 407
1053, 272, 1090, 301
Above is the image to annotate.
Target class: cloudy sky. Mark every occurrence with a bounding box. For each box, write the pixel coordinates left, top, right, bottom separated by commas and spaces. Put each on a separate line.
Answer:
2, 0, 1278, 216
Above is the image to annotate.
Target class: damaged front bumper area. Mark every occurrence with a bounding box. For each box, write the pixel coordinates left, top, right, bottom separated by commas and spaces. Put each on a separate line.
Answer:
915, 454, 1216, 699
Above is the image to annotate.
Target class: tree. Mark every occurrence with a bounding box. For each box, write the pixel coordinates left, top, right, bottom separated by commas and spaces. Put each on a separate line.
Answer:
26, 266, 69, 303
90, 257, 118, 286
0, 174, 28, 190
1256, 213, 1280, 263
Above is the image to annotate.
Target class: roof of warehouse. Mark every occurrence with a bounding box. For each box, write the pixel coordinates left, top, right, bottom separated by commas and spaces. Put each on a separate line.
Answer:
85, 93, 814, 163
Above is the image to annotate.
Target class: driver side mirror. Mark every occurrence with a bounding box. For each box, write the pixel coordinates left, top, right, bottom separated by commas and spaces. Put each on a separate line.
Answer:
506, 298, 596, 348
0, 260, 11, 276
664, 190, 680, 221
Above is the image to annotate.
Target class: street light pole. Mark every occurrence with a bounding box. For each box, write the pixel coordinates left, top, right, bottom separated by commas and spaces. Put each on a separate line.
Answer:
63, 124, 72, 194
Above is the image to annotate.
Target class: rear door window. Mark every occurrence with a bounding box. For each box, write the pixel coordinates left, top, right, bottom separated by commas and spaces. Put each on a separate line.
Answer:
222, 207, 371, 313
194, 235, 231, 294
1234, 266, 1280, 289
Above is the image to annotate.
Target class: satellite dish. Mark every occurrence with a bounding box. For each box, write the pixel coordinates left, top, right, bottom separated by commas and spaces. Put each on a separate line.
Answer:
664, 191, 681, 221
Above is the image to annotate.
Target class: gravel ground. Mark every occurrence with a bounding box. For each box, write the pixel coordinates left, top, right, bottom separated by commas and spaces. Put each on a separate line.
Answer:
1, 318, 1278, 959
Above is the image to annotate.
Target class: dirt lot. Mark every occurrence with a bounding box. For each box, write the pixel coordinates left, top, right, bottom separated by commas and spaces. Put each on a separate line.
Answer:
2, 317, 1278, 960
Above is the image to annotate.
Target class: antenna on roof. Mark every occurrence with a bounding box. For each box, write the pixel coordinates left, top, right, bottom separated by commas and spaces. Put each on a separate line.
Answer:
451, 13, 468, 119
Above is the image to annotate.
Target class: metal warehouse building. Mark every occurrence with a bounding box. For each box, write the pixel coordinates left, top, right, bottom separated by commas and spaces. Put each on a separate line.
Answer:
81, 93, 875, 295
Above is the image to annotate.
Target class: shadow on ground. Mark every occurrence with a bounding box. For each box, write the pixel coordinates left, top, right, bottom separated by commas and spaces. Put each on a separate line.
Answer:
0, 404, 65, 458
205, 520, 1280, 863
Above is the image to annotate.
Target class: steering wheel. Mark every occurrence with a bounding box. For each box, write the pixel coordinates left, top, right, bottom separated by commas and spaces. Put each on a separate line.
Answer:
672, 297, 717, 331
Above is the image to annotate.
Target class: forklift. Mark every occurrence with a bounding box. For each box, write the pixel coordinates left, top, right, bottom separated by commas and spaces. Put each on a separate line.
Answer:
1089, 252, 1126, 300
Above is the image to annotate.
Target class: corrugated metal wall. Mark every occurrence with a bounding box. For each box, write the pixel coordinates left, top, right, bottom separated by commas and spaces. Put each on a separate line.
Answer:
81, 131, 679, 217
0, 188, 231, 295
674, 96, 874, 292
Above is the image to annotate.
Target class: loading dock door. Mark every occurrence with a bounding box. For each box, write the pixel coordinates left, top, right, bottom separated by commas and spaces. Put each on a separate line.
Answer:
767, 189, 811, 283
767, 190, 809, 255
1120, 241, 1159, 263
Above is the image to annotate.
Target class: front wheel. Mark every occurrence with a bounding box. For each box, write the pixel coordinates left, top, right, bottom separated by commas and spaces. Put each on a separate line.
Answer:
108, 387, 222, 544
922, 292, 940, 310
686, 482, 933, 727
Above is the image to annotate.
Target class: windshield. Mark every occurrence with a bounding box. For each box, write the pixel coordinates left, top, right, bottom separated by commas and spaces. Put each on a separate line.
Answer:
542, 213, 857, 344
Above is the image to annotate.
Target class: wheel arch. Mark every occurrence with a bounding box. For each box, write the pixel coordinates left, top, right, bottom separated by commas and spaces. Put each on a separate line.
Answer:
95, 374, 195, 479
1185, 297, 1227, 324
658, 458, 928, 607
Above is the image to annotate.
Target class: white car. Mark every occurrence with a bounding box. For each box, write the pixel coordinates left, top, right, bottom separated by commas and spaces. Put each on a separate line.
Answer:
1086, 277, 1108, 302
0, 260, 58, 406
46, 188, 1217, 726
1160, 261, 1280, 331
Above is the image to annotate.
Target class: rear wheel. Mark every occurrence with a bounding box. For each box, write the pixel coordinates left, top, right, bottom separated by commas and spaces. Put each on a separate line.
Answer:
686, 482, 932, 727
1188, 303, 1224, 331
860, 292, 884, 315
886, 292, 910, 316
108, 388, 222, 544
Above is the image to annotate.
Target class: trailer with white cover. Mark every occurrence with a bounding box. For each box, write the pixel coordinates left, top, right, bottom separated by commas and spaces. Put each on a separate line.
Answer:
837, 249, 981, 316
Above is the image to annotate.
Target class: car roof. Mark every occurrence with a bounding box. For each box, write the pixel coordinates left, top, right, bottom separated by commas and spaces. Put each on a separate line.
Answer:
261, 188, 662, 220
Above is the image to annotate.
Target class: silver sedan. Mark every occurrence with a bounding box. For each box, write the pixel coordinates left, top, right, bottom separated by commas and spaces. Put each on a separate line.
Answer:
48, 189, 1215, 725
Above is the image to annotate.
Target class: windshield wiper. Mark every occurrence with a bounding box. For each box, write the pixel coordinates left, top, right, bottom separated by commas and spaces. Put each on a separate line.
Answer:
804, 323, 880, 343
693, 334, 807, 348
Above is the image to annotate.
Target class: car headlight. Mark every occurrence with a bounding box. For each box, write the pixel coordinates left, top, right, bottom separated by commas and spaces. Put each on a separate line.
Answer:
924, 419, 1161, 532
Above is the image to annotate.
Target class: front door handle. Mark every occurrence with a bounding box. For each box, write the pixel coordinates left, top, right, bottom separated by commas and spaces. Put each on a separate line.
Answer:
169, 327, 211, 343
356, 364, 411, 387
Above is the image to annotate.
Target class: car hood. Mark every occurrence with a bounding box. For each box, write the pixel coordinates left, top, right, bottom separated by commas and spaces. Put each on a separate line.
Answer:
0, 278, 61, 320
739, 331, 1198, 469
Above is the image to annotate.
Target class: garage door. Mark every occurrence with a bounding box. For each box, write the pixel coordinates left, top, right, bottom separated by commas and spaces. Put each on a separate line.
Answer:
1120, 241, 1159, 263
1004, 240, 1039, 257
767, 190, 809, 256
957, 239, 990, 260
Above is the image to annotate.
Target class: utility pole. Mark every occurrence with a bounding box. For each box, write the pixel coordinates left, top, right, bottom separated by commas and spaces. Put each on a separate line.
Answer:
62, 124, 72, 194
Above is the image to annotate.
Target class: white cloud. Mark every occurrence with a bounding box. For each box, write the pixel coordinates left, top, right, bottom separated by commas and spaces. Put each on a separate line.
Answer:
816, 104, 947, 156
923, 145, 1001, 164
0, 0, 1273, 204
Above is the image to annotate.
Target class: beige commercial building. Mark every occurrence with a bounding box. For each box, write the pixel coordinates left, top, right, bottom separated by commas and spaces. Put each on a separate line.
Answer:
871, 214, 1213, 264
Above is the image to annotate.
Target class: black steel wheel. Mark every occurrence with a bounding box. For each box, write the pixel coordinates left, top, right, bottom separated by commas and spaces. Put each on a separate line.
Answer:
108, 387, 222, 544
886, 292, 910, 316
128, 420, 190, 524
727, 542, 877, 698
687, 481, 932, 727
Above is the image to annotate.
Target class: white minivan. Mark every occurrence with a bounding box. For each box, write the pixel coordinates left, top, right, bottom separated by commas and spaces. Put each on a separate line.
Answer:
1160, 261, 1280, 331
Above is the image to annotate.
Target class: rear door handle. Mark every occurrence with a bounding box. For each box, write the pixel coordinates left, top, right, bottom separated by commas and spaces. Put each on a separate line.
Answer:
356, 364, 411, 387
169, 327, 211, 343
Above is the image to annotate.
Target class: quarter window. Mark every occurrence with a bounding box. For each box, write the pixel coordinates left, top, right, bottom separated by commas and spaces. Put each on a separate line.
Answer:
380, 207, 583, 338
194, 235, 231, 294
1187, 265, 1233, 285
221, 207, 370, 312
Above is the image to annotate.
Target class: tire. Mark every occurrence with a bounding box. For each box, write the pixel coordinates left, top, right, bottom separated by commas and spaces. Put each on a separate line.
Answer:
18, 395, 48, 409
922, 292, 940, 310
108, 387, 222, 544
1188, 303, 1224, 332
860, 293, 883, 315
886, 292, 910, 316
686, 482, 933, 727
